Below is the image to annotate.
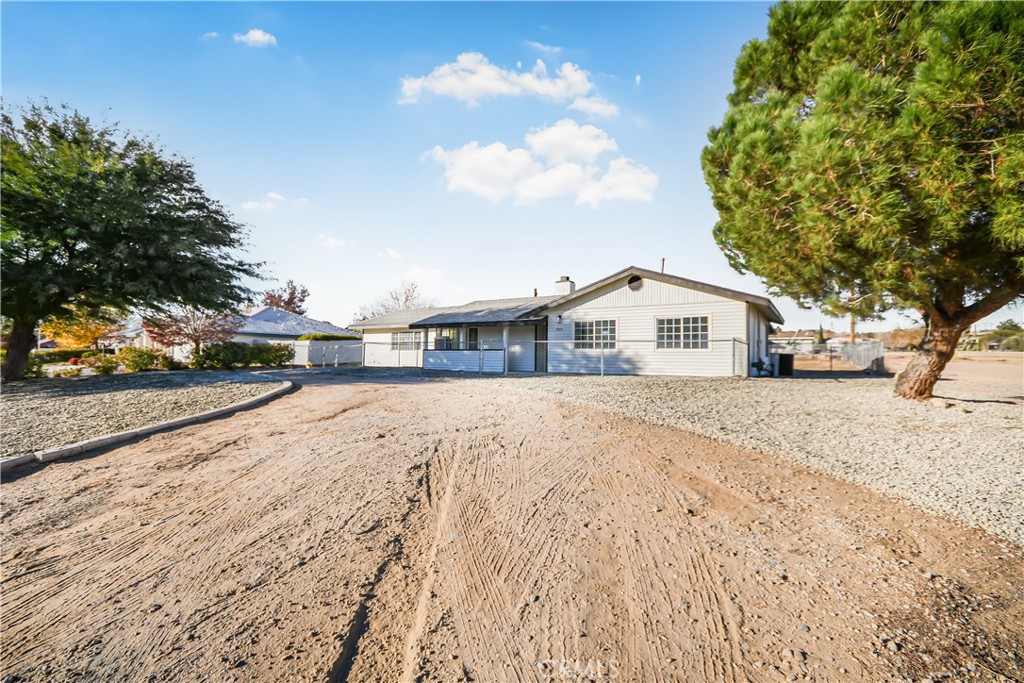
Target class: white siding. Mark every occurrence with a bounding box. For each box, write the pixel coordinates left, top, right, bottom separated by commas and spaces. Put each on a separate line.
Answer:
747, 305, 771, 374
545, 278, 749, 376
424, 349, 504, 373
362, 328, 423, 367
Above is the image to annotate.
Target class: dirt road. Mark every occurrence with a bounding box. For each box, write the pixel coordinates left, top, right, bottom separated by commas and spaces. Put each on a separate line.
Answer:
2, 373, 1021, 682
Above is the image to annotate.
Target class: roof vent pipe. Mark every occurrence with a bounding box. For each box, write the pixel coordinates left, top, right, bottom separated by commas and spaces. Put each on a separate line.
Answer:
554, 276, 576, 295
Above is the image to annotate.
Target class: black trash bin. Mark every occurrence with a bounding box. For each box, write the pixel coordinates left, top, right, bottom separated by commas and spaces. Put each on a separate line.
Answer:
777, 353, 794, 376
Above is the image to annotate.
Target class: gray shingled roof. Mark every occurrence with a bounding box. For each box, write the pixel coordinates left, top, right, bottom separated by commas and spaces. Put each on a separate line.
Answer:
237, 306, 359, 337
351, 296, 557, 330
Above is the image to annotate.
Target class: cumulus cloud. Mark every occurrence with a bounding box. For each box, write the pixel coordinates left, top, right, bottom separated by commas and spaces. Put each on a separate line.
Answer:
525, 118, 617, 164
427, 142, 541, 202
234, 28, 277, 47
400, 52, 593, 107
569, 96, 620, 118
316, 234, 347, 249
427, 121, 657, 208
576, 157, 659, 208
635, 74, 641, 86
200, 31, 219, 40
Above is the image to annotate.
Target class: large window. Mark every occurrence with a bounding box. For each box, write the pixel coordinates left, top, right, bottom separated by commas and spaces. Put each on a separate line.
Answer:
657, 316, 708, 349
574, 320, 616, 349
391, 331, 420, 351
434, 327, 458, 350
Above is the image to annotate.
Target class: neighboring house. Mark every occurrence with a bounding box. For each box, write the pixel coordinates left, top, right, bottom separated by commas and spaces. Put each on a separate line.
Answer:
352, 266, 784, 377
232, 306, 359, 345
118, 307, 359, 361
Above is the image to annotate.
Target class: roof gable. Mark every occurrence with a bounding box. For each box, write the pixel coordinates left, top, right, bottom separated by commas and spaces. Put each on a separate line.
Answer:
238, 306, 359, 337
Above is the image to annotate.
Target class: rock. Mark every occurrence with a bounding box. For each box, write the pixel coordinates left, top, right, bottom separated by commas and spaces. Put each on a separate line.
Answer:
233, 660, 247, 668
923, 572, 935, 581
887, 641, 901, 653
798, 624, 811, 632
530, 594, 540, 603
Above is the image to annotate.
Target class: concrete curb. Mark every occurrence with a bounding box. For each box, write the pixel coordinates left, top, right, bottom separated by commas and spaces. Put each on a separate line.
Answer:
1, 380, 293, 474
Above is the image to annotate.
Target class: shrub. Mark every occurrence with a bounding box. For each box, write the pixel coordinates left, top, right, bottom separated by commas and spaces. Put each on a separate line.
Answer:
33, 348, 91, 364
68, 357, 81, 365
56, 367, 82, 378
117, 347, 164, 372
92, 355, 120, 375
20, 354, 46, 379
297, 333, 361, 341
191, 341, 252, 370
81, 350, 99, 358
156, 354, 186, 371
249, 343, 294, 367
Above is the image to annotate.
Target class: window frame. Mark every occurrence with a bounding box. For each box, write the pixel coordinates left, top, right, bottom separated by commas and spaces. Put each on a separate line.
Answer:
390, 330, 421, 351
574, 319, 616, 350
655, 316, 710, 350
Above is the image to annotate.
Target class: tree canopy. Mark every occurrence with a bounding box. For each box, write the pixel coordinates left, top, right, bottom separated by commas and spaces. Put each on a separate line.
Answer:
262, 280, 310, 315
702, 1, 1024, 398
39, 306, 122, 349
1, 102, 262, 380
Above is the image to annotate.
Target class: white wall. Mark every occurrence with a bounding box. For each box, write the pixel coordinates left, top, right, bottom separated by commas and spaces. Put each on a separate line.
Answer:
508, 326, 536, 372
424, 349, 504, 373
544, 277, 748, 376
362, 328, 424, 367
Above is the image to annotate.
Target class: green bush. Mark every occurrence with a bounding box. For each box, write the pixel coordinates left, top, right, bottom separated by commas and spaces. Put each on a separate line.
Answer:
156, 354, 186, 371
21, 354, 46, 379
81, 350, 99, 358
92, 355, 120, 375
33, 348, 91, 364
249, 343, 294, 367
297, 333, 360, 341
192, 342, 294, 369
117, 347, 164, 372
56, 367, 83, 378
192, 341, 252, 370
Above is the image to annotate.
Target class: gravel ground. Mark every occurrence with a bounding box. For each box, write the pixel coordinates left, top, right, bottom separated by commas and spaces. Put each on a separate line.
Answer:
1, 371, 281, 457
472, 373, 1024, 546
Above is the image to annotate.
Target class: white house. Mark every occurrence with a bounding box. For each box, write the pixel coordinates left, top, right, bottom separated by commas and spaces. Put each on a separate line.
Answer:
351, 266, 783, 377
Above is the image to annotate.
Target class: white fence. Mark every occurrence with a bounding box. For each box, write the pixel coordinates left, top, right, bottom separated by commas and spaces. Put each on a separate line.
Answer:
769, 340, 885, 373
291, 340, 363, 367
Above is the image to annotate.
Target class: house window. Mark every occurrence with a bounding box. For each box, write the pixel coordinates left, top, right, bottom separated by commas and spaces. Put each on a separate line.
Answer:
657, 317, 708, 349
574, 320, 616, 349
391, 331, 420, 351
434, 327, 458, 350
467, 328, 479, 350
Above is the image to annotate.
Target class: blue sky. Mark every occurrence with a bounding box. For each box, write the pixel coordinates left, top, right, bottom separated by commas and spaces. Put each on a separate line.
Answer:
3, 2, 1018, 332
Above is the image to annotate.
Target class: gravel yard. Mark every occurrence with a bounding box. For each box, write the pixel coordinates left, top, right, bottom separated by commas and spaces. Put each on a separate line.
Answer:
480, 372, 1023, 546
1, 371, 281, 457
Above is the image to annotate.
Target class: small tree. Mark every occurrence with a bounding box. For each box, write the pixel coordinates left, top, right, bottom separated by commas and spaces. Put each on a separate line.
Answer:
39, 306, 122, 350
995, 318, 1022, 332
262, 280, 310, 315
702, 2, 1024, 399
354, 281, 433, 322
143, 306, 241, 359
1, 102, 261, 381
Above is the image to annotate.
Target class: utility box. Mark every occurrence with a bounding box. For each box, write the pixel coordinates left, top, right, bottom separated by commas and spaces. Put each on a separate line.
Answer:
777, 353, 794, 376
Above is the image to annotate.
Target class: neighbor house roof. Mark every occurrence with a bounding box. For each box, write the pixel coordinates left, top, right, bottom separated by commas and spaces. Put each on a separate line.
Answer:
542, 266, 785, 324
237, 306, 359, 338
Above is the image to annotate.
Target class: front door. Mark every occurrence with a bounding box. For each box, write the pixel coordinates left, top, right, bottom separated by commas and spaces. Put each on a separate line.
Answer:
535, 320, 548, 373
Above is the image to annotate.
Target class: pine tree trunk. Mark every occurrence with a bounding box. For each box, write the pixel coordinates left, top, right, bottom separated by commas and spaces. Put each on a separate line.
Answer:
893, 319, 967, 400
1, 318, 39, 382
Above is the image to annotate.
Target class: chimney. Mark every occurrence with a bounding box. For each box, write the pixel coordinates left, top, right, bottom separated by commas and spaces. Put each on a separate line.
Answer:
554, 276, 576, 295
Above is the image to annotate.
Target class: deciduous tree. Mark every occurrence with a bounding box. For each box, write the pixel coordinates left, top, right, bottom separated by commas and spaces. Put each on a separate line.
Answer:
354, 281, 433, 322
142, 306, 241, 359
39, 306, 122, 349
702, 1, 1023, 399
1, 102, 261, 381
262, 280, 310, 315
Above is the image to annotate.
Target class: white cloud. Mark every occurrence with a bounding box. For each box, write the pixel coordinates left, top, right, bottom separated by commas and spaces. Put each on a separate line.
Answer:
526, 40, 564, 55
200, 31, 219, 40
427, 122, 657, 208
399, 52, 594, 106
513, 162, 589, 204
635, 74, 641, 87
234, 28, 277, 48
240, 191, 307, 212
525, 118, 617, 164
316, 234, 347, 249
427, 141, 541, 202
576, 157, 659, 208
377, 247, 404, 260
569, 96, 620, 118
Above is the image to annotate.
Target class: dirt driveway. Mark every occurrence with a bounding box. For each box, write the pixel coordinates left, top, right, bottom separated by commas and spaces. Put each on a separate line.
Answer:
2, 372, 1021, 682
